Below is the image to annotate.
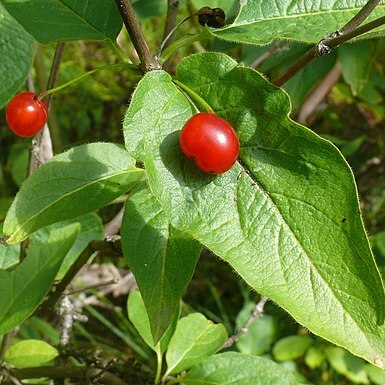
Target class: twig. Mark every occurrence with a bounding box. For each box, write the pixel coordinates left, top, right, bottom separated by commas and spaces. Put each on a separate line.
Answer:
0, 329, 19, 364
156, 13, 197, 60
339, 0, 381, 34
104, 207, 125, 236
58, 295, 88, 346
9, 366, 128, 385
273, 0, 382, 86
39, 239, 122, 314
28, 42, 64, 175
115, 0, 160, 71
251, 42, 290, 69
163, 0, 180, 44
222, 296, 268, 349
297, 62, 342, 124
45, 42, 65, 109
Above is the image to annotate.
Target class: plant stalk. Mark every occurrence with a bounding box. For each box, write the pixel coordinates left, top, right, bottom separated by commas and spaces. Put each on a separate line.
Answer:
38, 63, 139, 100
115, 0, 160, 71
273, 0, 383, 86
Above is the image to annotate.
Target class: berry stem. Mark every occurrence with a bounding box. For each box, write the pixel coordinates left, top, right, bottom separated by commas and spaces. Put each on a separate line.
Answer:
156, 13, 198, 60
173, 79, 214, 113
159, 27, 211, 64
37, 63, 140, 101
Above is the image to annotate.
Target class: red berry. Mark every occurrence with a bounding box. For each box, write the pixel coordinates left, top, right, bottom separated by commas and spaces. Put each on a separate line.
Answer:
179, 112, 240, 174
6, 92, 48, 137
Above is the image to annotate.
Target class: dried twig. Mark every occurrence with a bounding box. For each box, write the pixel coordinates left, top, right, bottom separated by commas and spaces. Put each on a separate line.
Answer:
222, 296, 268, 349
297, 62, 342, 124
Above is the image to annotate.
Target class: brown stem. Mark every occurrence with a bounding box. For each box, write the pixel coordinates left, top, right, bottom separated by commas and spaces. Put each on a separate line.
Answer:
222, 296, 268, 349
163, 0, 180, 42
339, 0, 380, 34
45, 42, 65, 109
39, 239, 122, 313
115, 0, 160, 71
10, 366, 128, 385
272, 0, 383, 87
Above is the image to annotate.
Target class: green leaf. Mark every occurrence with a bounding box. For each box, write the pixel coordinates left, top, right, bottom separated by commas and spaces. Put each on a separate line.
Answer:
235, 302, 277, 356
173, 352, 299, 385
339, 41, 376, 96
1, 0, 122, 44
123, 52, 385, 368
273, 335, 313, 361
0, 223, 79, 335
4, 142, 143, 244
0, 3, 35, 108
165, 313, 227, 376
122, 182, 201, 343
32, 213, 104, 279
211, 1, 385, 45
127, 290, 178, 354
365, 363, 385, 385
325, 347, 370, 384
304, 346, 325, 369
5, 339, 58, 368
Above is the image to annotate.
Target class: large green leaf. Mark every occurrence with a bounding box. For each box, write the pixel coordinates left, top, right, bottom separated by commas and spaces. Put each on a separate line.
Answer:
0, 3, 34, 108
0, 0, 122, 43
123, 53, 385, 367
122, 182, 201, 343
0, 224, 79, 335
3, 142, 143, 244
171, 352, 299, 385
165, 313, 227, 376
211, 0, 385, 45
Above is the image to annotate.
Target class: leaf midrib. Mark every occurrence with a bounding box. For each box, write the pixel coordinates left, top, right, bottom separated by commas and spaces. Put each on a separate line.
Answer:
57, 0, 107, 37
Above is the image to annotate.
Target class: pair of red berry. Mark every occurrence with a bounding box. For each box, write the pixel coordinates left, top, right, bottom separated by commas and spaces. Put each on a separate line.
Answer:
6, 93, 239, 174
5, 92, 48, 137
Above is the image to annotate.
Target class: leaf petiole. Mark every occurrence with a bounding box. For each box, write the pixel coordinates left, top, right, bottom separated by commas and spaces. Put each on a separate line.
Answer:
37, 63, 141, 101
173, 78, 214, 113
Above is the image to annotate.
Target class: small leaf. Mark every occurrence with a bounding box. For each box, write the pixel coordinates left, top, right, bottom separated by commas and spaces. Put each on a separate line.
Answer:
1, 0, 122, 43
0, 4, 35, 108
176, 352, 299, 385
211, 1, 385, 45
5, 340, 58, 368
4, 142, 143, 244
122, 182, 201, 343
273, 335, 313, 361
338, 41, 376, 96
365, 363, 385, 385
304, 346, 325, 369
127, 290, 178, 354
325, 347, 370, 384
0, 224, 79, 335
165, 313, 227, 376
